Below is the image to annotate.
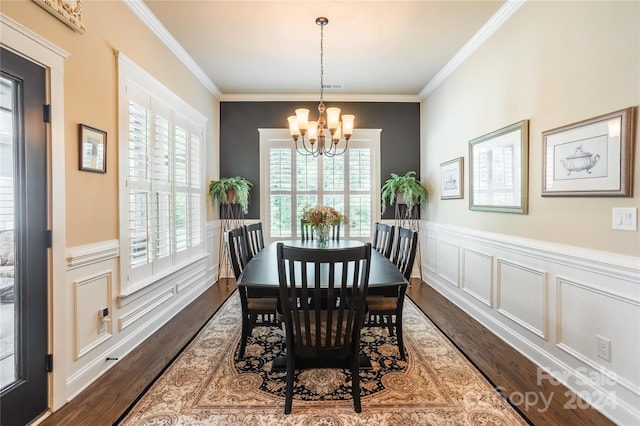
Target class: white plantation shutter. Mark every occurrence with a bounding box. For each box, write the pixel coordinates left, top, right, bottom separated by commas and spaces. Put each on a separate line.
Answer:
118, 53, 206, 293
263, 134, 377, 243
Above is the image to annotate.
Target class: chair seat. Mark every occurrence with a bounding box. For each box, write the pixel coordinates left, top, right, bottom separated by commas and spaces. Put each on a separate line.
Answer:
366, 296, 398, 311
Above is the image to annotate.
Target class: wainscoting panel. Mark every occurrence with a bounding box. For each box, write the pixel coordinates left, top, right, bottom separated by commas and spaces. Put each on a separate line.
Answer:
436, 240, 460, 287
496, 259, 548, 339
462, 248, 493, 307
74, 271, 112, 359
63, 223, 221, 402
419, 221, 640, 426
557, 276, 640, 395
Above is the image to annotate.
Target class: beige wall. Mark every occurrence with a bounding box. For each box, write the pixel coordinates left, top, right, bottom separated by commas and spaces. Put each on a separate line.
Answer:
421, 1, 640, 257
1, 0, 219, 247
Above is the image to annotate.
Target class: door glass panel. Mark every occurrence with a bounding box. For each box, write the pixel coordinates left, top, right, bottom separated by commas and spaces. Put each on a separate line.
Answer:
0, 75, 16, 388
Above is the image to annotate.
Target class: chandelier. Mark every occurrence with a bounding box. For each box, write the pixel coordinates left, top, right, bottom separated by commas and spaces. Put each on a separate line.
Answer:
287, 17, 355, 157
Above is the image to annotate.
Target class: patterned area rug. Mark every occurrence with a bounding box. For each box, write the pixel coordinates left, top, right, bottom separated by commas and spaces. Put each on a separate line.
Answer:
120, 291, 527, 425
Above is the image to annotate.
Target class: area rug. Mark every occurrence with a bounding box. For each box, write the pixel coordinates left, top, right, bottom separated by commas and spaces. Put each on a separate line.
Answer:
119, 291, 527, 425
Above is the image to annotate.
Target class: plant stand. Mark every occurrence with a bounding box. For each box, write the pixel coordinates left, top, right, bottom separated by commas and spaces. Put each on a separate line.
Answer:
218, 203, 245, 284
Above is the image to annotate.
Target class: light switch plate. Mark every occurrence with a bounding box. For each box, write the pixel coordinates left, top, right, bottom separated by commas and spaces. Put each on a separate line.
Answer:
612, 207, 637, 231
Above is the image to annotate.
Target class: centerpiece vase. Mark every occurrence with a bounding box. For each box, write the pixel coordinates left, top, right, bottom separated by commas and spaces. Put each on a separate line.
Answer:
316, 225, 329, 248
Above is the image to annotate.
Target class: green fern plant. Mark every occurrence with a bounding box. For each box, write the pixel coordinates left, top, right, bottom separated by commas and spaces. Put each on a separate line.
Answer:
208, 176, 253, 214
380, 171, 427, 214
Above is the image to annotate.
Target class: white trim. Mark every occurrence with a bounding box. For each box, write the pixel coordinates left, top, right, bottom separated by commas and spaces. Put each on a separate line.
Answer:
221, 93, 420, 103
419, 0, 526, 99
1, 12, 69, 412
123, 0, 220, 98
66, 240, 119, 269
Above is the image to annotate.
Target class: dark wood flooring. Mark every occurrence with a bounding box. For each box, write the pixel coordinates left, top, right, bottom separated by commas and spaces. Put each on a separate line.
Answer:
38, 278, 614, 426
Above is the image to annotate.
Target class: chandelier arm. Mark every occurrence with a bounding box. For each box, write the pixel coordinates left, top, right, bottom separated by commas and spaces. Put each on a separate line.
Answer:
295, 137, 320, 157
323, 139, 349, 158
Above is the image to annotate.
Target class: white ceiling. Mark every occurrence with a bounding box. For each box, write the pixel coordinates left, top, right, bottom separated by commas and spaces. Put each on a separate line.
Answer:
140, 0, 510, 100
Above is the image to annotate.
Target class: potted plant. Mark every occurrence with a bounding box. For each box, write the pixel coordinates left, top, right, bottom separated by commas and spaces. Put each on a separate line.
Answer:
380, 171, 427, 215
209, 176, 253, 214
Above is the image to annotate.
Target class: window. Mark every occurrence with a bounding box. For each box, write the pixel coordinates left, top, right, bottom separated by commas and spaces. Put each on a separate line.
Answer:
118, 53, 206, 294
260, 129, 380, 244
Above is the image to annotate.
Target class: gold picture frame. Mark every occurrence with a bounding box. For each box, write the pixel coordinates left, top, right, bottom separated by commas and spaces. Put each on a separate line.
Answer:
79, 124, 106, 174
469, 120, 529, 214
542, 107, 636, 197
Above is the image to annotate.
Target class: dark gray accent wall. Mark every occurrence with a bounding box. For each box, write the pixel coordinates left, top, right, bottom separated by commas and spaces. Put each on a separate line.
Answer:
220, 101, 420, 219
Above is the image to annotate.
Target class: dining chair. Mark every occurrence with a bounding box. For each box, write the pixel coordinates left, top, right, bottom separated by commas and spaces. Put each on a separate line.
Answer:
276, 242, 372, 414
364, 227, 418, 360
300, 219, 341, 241
372, 222, 395, 259
243, 222, 265, 260
224, 227, 279, 360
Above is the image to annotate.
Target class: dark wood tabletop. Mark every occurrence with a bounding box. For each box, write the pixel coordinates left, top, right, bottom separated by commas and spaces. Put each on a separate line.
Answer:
237, 240, 407, 289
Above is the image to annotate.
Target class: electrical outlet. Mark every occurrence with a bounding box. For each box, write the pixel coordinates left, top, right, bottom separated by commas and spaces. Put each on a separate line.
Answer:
97, 308, 110, 334
596, 335, 611, 361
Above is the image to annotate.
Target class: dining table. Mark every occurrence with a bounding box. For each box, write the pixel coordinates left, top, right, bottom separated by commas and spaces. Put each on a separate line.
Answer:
236, 239, 407, 290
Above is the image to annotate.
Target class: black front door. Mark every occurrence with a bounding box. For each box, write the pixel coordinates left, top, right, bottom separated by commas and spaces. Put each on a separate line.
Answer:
0, 47, 49, 426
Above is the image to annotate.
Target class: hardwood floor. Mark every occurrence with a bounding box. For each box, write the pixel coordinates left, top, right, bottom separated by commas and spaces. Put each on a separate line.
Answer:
38, 279, 236, 426
39, 279, 613, 425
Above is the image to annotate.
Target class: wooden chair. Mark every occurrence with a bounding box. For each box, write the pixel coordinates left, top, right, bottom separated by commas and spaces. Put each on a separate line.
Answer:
372, 222, 395, 259
300, 219, 340, 241
276, 242, 372, 414
364, 227, 418, 360
224, 227, 279, 360
243, 222, 265, 260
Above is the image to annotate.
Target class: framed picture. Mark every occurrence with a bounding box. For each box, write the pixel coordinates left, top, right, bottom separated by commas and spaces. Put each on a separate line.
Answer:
542, 107, 636, 197
440, 157, 463, 199
79, 124, 106, 173
469, 120, 529, 214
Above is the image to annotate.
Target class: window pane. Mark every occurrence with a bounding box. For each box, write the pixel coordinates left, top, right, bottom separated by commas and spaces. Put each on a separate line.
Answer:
323, 154, 344, 191
153, 115, 170, 183
129, 191, 149, 268
128, 101, 148, 181
175, 193, 187, 252
270, 148, 292, 191
349, 148, 371, 191
296, 152, 317, 191
174, 126, 187, 185
154, 191, 171, 260
349, 194, 371, 237
270, 194, 292, 238
190, 133, 201, 188
296, 194, 318, 232
190, 192, 201, 247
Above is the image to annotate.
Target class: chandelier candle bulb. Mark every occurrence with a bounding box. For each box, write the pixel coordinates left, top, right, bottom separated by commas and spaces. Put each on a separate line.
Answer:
287, 116, 300, 140
341, 114, 355, 139
308, 121, 318, 143
295, 108, 309, 134
326, 107, 341, 132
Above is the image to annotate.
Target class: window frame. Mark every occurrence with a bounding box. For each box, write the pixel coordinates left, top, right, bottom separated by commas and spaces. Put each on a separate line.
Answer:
117, 53, 207, 295
259, 128, 381, 246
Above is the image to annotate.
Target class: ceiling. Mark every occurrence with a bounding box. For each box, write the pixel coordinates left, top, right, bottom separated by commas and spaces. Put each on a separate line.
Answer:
141, 1, 507, 99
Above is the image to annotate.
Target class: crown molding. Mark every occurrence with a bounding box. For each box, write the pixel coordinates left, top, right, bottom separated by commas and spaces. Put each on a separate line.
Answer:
219, 93, 420, 103
124, 0, 221, 98
419, 0, 526, 100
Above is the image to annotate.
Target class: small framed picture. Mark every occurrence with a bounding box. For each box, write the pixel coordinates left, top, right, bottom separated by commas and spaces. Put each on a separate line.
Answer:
79, 124, 106, 173
542, 107, 636, 197
440, 157, 463, 199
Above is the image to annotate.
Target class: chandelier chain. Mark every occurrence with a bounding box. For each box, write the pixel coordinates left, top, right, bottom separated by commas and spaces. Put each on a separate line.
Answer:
319, 20, 324, 104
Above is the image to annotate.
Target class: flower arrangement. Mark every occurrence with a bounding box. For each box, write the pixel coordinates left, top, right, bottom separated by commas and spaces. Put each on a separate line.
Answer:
302, 205, 344, 247
302, 205, 344, 228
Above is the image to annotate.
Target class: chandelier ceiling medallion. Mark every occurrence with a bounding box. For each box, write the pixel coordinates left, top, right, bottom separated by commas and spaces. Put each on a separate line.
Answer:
287, 17, 355, 157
